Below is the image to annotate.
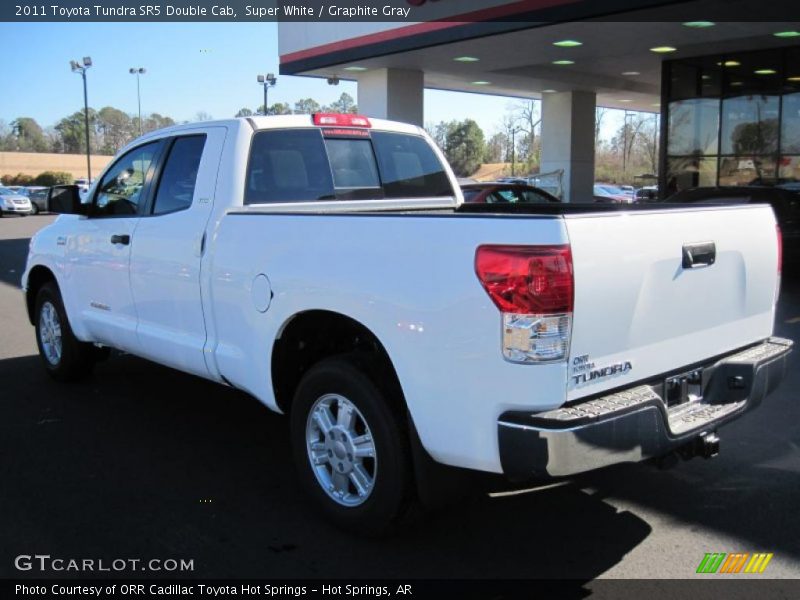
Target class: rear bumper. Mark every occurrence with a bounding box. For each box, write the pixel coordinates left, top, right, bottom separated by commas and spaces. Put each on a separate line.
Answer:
498, 337, 793, 480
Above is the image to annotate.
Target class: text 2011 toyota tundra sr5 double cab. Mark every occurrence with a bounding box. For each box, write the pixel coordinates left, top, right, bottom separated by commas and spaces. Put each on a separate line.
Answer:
23, 114, 791, 535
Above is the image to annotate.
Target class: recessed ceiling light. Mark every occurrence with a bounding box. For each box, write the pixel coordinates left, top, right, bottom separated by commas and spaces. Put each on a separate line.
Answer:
343, 66, 368, 72
552, 60, 575, 65
721, 60, 740, 67
650, 46, 677, 53
788, 76, 800, 82
622, 71, 640, 76
542, 89, 557, 93
619, 99, 633, 103
651, 103, 661, 107
553, 40, 583, 47
774, 31, 800, 38
730, 81, 744, 86
755, 69, 777, 75
683, 21, 715, 28
701, 74, 712, 80
454, 56, 479, 62
471, 80, 491, 85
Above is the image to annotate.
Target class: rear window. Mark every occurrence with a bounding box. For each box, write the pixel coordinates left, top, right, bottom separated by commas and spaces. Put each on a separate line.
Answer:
244, 128, 452, 204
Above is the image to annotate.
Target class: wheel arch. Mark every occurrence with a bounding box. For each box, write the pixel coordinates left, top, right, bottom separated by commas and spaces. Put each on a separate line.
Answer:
271, 309, 406, 417
25, 265, 57, 325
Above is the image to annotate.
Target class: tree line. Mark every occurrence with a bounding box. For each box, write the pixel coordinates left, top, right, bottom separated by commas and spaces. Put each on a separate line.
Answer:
0, 93, 359, 157
427, 101, 660, 184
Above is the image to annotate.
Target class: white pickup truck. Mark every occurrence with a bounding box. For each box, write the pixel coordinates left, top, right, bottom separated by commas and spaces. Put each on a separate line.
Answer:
23, 114, 791, 535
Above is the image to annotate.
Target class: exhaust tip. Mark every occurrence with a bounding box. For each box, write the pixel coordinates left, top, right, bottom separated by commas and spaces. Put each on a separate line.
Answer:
698, 432, 720, 459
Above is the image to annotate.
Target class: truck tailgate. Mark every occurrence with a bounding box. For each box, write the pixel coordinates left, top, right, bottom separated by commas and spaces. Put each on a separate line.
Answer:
565, 204, 779, 401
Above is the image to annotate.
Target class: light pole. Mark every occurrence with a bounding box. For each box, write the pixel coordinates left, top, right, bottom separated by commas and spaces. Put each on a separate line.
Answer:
622, 110, 634, 182
257, 73, 277, 115
129, 67, 146, 136
70, 57, 92, 181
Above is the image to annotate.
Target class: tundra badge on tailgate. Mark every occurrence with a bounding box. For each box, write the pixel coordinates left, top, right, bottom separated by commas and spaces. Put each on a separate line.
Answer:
572, 354, 633, 386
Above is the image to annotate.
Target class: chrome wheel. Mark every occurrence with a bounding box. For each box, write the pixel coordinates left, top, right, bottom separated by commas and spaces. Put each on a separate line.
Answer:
39, 301, 62, 365
306, 393, 377, 507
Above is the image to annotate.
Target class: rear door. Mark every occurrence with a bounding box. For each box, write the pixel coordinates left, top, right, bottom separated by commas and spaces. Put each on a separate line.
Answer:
565, 205, 779, 401
129, 127, 227, 377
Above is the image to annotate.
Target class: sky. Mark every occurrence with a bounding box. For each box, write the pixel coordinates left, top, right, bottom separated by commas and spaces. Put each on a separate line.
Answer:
0, 22, 626, 142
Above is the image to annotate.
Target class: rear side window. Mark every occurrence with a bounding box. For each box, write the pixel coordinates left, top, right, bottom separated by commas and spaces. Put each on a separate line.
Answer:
246, 129, 334, 203
152, 135, 206, 215
245, 128, 453, 204
371, 131, 452, 198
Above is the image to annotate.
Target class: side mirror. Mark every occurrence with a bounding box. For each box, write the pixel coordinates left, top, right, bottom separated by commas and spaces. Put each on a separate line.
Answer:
48, 185, 90, 215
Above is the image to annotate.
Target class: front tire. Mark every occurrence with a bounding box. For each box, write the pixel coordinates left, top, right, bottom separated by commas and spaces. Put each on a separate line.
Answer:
35, 282, 95, 381
290, 355, 416, 536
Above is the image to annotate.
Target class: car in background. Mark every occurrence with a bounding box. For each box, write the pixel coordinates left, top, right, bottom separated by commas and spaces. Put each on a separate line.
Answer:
636, 186, 659, 201
24, 186, 50, 214
461, 182, 560, 204
0, 186, 33, 216
593, 184, 631, 203
665, 185, 800, 266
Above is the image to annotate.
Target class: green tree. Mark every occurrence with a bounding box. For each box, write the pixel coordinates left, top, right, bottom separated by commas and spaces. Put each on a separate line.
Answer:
484, 132, 508, 163
235, 108, 254, 118
256, 102, 292, 115
55, 109, 97, 154
143, 113, 176, 134
293, 98, 321, 114
325, 92, 357, 114
9, 117, 49, 152
444, 119, 485, 177
97, 106, 134, 154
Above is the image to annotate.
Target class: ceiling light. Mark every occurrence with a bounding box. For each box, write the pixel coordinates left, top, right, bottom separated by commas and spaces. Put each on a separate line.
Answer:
619, 99, 633, 103
343, 66, 368, 71
788, 76, 800, 82
542, 89, 557, 93
730, 81, 744, 86
683, 21, 715, 28
552, 60, 575, 65
774, 31, 800, 38
755, 69, 777, 75
701, 74, 712, 80
553, 40, 582, 47
720, 60, 740, 67
622, 71, 640, 76
651, 103, 661, 107
454, 56, 479, 62
471, 80, 491, 85
650, 46, 677, 53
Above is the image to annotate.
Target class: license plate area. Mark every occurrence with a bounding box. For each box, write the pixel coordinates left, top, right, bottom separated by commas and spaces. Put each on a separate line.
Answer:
664, 368, 703, 408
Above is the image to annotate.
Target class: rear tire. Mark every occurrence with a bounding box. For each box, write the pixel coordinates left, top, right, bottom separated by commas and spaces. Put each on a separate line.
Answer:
31, 204, 39, 215
290, 355, 416, 537
34, 282, 95, 381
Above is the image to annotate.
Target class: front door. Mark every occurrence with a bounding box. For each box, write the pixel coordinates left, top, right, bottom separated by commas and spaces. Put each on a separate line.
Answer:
62, 140, 163, 352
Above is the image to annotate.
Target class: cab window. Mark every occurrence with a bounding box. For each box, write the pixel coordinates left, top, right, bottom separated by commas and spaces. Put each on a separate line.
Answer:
93, 141, 160, 217
152, 135, 206, 215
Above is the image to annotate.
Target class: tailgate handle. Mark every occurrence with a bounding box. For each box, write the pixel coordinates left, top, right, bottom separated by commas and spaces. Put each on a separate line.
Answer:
682, 241, 716, 268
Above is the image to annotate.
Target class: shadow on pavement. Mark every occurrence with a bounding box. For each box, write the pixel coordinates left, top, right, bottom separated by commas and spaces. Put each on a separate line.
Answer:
0, 238, 30, 289
0, 353, 650, 582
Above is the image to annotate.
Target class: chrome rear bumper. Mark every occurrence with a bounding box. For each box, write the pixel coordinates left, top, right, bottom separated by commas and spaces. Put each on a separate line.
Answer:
498, 337, 793, 479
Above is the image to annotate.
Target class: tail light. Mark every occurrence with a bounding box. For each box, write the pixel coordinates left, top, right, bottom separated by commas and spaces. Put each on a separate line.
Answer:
475, 245, 574, 363
313, 113, 372, 128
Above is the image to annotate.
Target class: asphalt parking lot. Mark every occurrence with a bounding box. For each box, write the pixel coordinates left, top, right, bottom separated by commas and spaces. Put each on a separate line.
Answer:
1, 214, 799, 581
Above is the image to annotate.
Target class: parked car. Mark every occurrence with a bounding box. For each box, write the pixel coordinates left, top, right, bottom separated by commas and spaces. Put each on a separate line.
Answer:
24, 186, 50, 214
0, 186, 32, 216
461, 182, 560, 204
635, 185, 659, 201
665, 185, 800, 266
24, 114, 791, 535
593, 184, 631, 203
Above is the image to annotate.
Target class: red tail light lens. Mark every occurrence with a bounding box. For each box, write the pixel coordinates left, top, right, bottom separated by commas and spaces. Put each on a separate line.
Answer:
313, 113, 372, 128
475, 245, 574, 314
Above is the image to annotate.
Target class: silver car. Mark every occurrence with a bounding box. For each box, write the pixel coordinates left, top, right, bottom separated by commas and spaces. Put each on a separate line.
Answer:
0, 186, 33, 216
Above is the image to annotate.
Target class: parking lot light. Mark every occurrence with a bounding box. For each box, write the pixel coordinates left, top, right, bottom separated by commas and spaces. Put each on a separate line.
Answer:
70, 56, 92, 181
129, 67, 146, 136
257, 73, 277, 115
